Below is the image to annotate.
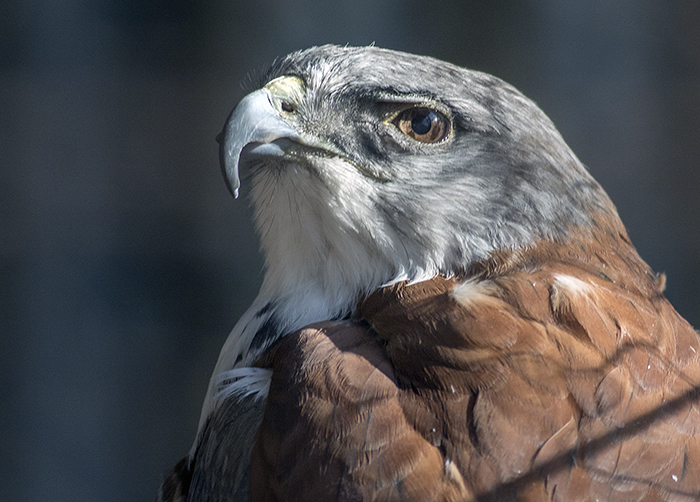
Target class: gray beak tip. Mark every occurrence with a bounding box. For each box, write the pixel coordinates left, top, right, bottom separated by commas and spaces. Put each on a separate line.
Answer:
217, 88, 298, 200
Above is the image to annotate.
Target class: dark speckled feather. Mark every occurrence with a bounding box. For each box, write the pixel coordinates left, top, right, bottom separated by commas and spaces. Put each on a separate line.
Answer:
158, 395, 266, 502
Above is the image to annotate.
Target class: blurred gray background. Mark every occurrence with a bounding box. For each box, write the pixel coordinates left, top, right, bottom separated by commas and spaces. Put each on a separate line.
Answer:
2, 0, 699, 500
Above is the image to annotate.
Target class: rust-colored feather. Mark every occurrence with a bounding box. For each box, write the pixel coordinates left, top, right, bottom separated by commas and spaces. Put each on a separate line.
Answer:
251, 226, 700, 501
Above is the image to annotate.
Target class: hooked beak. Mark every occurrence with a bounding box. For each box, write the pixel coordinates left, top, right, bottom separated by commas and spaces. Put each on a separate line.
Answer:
218, 86, 300, 198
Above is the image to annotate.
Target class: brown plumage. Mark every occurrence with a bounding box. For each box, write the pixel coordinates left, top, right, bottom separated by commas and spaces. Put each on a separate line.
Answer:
251, 217, 700, 501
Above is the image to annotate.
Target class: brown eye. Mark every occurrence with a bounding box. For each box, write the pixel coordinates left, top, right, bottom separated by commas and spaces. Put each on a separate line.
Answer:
392, 107, 450, 143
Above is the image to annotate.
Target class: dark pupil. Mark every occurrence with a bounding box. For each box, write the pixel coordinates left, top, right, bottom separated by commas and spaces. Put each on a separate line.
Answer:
411, 110, 435, 135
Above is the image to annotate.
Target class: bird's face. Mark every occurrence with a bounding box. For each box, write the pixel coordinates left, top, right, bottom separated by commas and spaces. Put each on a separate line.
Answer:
220, 45, 618, 299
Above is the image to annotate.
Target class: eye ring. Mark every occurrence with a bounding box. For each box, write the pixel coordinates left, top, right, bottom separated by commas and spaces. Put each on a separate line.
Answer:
391, 107, 450, 144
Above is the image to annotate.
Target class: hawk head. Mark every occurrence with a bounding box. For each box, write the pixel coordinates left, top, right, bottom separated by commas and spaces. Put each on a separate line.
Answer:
216, 44, 620, 363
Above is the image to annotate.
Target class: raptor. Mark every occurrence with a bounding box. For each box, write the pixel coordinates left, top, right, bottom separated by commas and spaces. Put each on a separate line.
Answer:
158, 45, 700, 501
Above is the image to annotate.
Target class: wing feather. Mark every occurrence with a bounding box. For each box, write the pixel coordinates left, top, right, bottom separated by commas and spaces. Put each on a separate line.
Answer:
251, 237, 700, 501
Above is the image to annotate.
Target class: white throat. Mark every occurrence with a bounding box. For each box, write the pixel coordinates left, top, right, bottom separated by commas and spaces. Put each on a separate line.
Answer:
191, 158, 407, 456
